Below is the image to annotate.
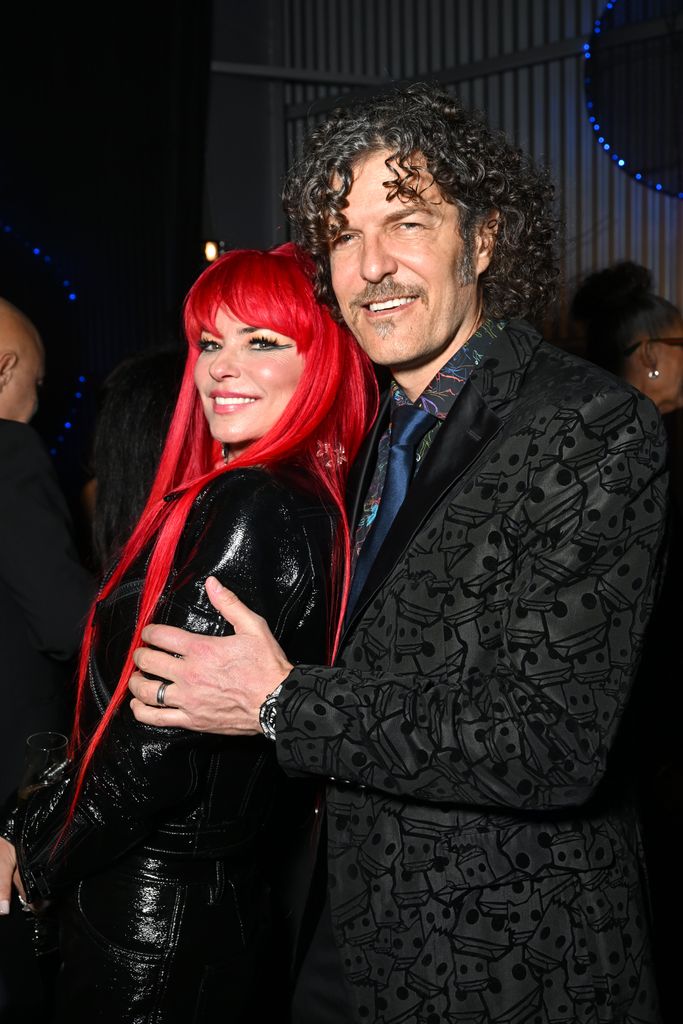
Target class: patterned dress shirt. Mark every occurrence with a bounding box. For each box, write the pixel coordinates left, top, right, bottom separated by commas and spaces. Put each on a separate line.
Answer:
352, 319, 506, 566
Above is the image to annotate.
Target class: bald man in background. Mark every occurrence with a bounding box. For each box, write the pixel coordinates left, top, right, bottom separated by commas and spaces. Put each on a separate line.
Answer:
0, 298, 92, 1022
0, 299, 45, 424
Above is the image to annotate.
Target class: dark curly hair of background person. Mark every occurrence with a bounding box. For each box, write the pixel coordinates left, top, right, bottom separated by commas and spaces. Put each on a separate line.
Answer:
570, 260, 681, 375
283, 82, 559, 323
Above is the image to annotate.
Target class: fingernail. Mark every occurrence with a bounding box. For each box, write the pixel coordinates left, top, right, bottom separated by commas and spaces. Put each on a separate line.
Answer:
206, 576, 225, 593
0, 900, 10, 915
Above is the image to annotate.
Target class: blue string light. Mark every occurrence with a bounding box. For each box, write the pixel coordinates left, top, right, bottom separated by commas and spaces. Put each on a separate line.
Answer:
0, 216, 89, 455
583, 0, 682, 200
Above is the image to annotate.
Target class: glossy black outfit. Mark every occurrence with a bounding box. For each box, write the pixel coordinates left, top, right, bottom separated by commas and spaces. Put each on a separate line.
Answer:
4, 468, 333, 1023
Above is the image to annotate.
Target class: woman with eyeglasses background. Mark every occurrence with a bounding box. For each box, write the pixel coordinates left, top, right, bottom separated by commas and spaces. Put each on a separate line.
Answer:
571, 259, 683, 1024
570, 260, 683, 414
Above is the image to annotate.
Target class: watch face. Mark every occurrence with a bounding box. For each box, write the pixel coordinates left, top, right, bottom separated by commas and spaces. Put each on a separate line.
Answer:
260, 695, 278, 739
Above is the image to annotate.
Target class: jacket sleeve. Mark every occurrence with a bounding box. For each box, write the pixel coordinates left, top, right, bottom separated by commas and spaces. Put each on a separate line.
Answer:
11, 475, 330, 901
276, 390, 669, 812
0, 421, 93, 657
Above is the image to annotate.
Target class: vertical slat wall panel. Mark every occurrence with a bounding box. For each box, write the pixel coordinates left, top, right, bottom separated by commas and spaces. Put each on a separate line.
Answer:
277, 0, 681, 337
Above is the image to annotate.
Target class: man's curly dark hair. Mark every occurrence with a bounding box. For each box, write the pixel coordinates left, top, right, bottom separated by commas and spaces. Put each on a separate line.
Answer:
283, 82, 559, 322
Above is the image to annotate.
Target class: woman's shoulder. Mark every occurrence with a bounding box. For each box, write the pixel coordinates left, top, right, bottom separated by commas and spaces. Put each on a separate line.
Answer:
169, 466, 335, 617
176, 466, 334, 565
196, 465, 332, 522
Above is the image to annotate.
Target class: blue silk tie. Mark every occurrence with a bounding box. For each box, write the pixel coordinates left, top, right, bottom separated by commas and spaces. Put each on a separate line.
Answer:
346, 404, 436, 621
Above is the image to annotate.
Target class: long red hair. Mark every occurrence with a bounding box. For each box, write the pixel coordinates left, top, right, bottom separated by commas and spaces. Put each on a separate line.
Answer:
67, 243, 377, 815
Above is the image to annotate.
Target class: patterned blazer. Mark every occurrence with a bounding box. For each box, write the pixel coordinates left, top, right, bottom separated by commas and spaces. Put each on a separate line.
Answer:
278, 320, 668, 1024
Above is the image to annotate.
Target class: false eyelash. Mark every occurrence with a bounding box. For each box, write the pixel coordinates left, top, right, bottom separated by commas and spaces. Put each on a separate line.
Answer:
249, 336, 295, 350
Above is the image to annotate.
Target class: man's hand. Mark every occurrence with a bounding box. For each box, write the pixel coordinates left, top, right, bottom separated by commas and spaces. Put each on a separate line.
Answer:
128, 576, 293, 734
0, 836, 25, 914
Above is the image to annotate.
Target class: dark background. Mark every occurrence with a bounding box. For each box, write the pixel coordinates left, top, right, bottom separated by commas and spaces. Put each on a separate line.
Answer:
0, 3, 211, 501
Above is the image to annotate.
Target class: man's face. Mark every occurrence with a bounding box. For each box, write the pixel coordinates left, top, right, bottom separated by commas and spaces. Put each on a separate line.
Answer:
0, 328, 44, 424
328, 150, 495, 399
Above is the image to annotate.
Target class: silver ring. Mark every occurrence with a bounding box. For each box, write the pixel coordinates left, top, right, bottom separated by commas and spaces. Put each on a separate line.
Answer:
156, 682, 169, 707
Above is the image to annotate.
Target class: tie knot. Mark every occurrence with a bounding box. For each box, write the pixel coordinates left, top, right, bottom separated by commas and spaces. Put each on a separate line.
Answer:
390, 404, 435, 448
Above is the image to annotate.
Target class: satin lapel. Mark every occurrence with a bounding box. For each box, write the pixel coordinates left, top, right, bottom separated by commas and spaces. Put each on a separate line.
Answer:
345, 392, 391, 532
341, 379, 502, 643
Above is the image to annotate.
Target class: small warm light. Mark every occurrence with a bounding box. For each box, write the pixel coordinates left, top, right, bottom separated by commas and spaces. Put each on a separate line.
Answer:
204, 240, 219, 262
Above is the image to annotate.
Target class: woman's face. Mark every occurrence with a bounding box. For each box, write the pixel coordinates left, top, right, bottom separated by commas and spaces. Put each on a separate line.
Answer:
626, 315, 683, 414
194, 306, 304, 460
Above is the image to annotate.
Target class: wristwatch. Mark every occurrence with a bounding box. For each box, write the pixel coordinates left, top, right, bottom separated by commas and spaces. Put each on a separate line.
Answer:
259, 683, 283, 742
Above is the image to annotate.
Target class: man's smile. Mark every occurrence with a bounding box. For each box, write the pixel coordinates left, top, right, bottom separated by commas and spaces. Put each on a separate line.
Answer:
366, 296, 418, 313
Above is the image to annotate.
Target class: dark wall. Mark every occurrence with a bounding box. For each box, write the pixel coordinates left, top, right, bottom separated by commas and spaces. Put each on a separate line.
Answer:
204, 0, 288, 249
0, 3, 211, 495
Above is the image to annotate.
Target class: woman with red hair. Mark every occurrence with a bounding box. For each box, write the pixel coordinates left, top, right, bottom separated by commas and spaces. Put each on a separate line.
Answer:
0, 243, 377, 1021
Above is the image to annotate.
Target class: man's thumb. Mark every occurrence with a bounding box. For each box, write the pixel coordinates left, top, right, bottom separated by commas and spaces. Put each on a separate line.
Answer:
204, 576, 262, 633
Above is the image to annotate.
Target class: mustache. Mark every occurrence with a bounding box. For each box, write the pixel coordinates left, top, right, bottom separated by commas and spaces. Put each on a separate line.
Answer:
349, 281, 427, 310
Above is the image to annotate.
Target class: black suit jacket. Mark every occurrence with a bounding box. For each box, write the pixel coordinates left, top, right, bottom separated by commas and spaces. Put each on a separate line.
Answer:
0, 420, 93, 804
278, 321, 667, 1023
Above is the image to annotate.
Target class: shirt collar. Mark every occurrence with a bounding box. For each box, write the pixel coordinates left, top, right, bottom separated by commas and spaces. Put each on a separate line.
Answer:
389, 318, 507, 419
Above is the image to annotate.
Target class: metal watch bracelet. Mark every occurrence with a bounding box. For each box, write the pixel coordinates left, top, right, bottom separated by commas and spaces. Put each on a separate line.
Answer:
258, 683, 283, 741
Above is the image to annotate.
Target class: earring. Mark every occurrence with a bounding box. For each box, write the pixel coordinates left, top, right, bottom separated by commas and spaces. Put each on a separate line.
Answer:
647, 368, 661, 380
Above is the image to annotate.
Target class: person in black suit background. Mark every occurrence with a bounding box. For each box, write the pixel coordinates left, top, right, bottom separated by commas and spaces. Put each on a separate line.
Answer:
570, 262, 683, 1023
0, 297, 93, 1021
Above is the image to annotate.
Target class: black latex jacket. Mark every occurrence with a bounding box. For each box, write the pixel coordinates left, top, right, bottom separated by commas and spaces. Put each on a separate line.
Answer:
4, 467, 333, 902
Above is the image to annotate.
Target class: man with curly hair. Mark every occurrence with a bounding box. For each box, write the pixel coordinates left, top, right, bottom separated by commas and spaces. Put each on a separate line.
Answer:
124, 84, 666, 1022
